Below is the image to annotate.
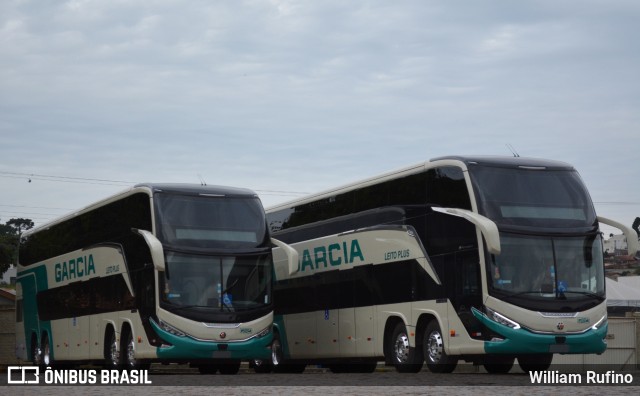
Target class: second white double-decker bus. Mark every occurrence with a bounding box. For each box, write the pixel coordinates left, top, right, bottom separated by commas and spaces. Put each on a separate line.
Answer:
257, 156, 638, 374
16, 184, 297, 374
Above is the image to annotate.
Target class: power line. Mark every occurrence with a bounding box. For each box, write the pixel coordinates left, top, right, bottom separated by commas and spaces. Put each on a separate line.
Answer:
0, 171, 310, 197
594, 201, 640, 206
0, 173, 133, 186
0, 215, 53, 222
0, 204, 73, 211
0, 210, 59, 217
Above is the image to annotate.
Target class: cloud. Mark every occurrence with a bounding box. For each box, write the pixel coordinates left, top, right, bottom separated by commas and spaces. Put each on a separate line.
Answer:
0, 1, 639, 227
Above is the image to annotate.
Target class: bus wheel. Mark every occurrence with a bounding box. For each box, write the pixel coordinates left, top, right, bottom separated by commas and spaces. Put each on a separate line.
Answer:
198, 365, 218, 374
31, 334, 42, 366
123, 330, 149, 370
518, 354, 552, 373
105, 330, 121, 368
390, 322, 423, 373
353, 362, 378, 373
251, 358, 273, 373
271, 333, 284, 367
270, 333, 305, 373
41, 334, 51, 366
483, 355, 514, 374
219, 361, 241, 375
423, 320, 457, 373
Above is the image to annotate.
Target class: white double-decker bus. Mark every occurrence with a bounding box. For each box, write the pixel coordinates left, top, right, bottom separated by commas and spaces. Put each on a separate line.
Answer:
16, 184, 296, 374
257, 156, 638, 374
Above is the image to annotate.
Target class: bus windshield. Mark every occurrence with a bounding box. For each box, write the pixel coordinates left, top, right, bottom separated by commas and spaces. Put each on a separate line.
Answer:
489, 233, 605, 310
154, 193, 268, 249
468, 166, 597, 228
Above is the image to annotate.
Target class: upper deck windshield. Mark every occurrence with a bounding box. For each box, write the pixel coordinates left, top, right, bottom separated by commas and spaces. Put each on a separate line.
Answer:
468, 165, 597, 230
154, 193, 268, 249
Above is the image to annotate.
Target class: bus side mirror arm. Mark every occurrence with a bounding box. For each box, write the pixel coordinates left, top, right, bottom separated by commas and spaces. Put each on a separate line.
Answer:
597, 216, 639, 256
133, 228, 166, 271
271, 238, 299, 276
432, 207, 501, 255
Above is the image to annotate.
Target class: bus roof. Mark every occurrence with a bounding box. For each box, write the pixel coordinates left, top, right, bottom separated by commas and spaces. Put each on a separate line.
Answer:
135, 183, 258, 197
23, 183, 259, 236
430, 155, 574, 170
266, 155, 576, 213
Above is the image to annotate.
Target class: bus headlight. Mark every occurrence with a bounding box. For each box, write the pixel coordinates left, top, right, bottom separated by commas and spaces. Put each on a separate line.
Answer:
159, 319, 186, 337
255, 326, 271, 339
592, 315, 607, 331
485, 307, 521, 330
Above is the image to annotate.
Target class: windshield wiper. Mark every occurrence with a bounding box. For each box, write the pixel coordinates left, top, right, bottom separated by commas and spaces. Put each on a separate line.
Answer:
557, 290, 605, 301
166, 304, 208, 310
221, 279, 239, 295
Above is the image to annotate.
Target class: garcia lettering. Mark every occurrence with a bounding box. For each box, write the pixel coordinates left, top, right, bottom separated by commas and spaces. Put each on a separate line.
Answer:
300, 239, 365, 272
55, 254, 96, 282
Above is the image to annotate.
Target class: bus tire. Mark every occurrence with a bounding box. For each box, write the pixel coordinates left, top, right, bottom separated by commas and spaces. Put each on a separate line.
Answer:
41, 334, 51, 366
31, 334, 42, 366
423, 320, 457, 373
390, 322, 423, 373
251, 358, 273, 373
198, 365, 218, 374
121, 327, 150, 370
518, 354, 552, 373
105, 328, 121, 369
219, 361, 241, 375
483, 355, 514, 374
270, 332, 306, 373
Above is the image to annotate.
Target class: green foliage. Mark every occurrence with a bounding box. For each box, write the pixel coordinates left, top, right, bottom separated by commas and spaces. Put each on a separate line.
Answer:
0, 217, 34, 276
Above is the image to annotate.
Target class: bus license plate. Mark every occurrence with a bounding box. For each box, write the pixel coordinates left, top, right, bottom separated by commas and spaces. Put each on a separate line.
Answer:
549, 344, 570, 353
212, 351, 232, 358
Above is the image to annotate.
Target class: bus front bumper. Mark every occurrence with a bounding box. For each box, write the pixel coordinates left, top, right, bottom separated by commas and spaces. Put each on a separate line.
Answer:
472, 309, 608, 355
150, 320, 273, 361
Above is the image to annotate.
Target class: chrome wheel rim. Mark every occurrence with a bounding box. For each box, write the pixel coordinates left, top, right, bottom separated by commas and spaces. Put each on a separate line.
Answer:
427, 330, 444, 364
109, 334, 119, 366
42, 339, 50, 366
32, 344, 42, 366
127, 336, 136, 367
271, 339, 282, 366
393, 331, 410, 364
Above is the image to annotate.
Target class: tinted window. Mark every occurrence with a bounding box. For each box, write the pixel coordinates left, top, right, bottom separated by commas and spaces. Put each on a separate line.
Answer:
37, 275, 135, 321
468, 166, 596, 228
426, 167, 472, 209
273, 172, 427, 235
19, 193, 152, 266
155, 194, 267, 249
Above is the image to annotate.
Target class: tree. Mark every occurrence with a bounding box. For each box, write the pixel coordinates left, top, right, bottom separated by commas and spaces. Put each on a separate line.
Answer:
0, 217, 34, 276
6, 218, 34, 236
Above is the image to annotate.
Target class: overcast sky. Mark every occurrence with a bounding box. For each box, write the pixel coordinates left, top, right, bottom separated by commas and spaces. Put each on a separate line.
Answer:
1, 0, 639, 238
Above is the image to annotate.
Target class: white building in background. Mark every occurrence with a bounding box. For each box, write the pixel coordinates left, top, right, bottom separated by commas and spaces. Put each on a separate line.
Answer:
604, 234, 629, 256
1, 264, 16, 285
